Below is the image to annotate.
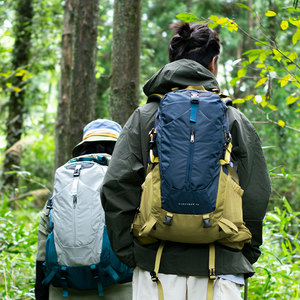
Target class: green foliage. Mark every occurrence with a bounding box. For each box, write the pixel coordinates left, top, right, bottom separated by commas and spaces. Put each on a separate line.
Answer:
248, 200, 300, 299
0, 196, 38, 299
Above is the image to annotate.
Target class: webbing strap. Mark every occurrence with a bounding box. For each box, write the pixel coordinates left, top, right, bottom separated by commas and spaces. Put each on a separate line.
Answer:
71, 164, 81, 207
207, 279, 214, 300
222, 142, 232, 164
60, 266, 69, 298
207, 243, 216, 300
190, 102, 198, 123
150, 150, 159, 163
151, 241, 165, 300
140, 217, 157, 236
90, 264, 104, 297
190, 94, 199, 123
42, 268, 58, 286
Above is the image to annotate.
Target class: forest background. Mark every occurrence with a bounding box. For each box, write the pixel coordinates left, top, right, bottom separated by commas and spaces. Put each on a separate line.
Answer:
0, 0, 299, 299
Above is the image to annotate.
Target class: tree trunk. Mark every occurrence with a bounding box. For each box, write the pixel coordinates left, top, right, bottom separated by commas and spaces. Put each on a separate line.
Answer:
2, 0, 33, 194
54, 0, 98, 169
54, 0, 74, 169
110, 0, 142, 126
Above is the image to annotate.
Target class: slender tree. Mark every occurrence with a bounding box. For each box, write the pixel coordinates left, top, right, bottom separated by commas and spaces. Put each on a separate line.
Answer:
54, 0, 98, 169
110, 0, 142, 125
2, 0, 33, 194
54, 0, 75, 169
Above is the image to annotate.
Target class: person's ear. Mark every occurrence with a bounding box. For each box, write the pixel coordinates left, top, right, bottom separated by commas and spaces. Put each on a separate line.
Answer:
209, 56, 219, 76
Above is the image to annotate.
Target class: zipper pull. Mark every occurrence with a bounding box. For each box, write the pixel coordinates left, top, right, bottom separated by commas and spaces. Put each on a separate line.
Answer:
73, 195, 77, 208
190, 129, 195, 143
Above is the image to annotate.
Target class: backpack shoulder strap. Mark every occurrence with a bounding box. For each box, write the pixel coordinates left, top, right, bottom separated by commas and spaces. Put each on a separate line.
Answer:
147, 94, 163, 103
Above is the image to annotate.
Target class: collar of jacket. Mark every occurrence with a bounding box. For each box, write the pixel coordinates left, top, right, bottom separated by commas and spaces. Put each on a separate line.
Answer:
143, 59, 220, 101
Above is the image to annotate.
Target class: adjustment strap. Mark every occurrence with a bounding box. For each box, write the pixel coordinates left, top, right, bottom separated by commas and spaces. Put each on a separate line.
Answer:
71, 165, 81, 207
220, 141, 232, 166
207, 243, 216, 300
60, 266, 69, 298
149, 128, 159, 164
90, 264, 104, 296
42, 267, 58, 286
190, 94, 199, 123
150, 241, 165, 300
139, 217, 157, 236
224, 142, 232, 164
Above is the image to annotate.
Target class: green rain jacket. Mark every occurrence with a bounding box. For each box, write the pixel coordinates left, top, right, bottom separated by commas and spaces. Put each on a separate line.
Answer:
101, 59, 271, 278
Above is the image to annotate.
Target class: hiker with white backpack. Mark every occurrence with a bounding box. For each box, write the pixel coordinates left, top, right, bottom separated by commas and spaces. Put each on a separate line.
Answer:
35, 119, 132, 300
101, 23, 271, 300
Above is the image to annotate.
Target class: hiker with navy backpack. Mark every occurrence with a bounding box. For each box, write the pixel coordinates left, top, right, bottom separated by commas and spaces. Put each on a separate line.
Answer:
101, 22, 271, 300
35, 119, 132, 300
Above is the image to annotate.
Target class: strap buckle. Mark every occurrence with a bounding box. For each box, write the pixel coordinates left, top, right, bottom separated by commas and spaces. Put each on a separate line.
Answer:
150, 271, 158, 282
209, 268, 216, 280
60, 266, 68, 280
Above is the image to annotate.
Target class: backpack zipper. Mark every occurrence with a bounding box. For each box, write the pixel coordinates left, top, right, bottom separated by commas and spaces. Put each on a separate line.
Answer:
186, 128, 195, 184
72, 164, 81, 244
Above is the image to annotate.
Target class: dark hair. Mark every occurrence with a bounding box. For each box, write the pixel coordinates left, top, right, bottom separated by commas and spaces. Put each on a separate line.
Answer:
168, 23, 220, 69
74, 141, 116, 157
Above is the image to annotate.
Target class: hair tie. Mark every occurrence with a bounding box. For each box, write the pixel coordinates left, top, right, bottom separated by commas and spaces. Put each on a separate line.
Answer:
181, 33, 192, 40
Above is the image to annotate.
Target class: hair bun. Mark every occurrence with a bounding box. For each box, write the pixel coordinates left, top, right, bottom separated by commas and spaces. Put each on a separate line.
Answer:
170, 22, 193, 40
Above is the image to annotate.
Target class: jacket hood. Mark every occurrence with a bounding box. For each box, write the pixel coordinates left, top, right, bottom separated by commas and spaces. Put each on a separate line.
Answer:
143, 59, 220, 97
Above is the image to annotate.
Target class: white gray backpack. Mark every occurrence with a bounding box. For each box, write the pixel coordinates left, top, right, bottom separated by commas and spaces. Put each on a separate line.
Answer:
42, 154, 132, 297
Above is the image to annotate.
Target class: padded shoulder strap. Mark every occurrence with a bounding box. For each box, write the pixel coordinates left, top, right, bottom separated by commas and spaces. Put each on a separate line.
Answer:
147, 94, 163, 103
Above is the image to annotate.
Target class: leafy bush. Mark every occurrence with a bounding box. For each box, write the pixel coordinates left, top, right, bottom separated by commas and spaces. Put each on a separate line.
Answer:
0, 196, 39, 300
0, 193, 298, 299
247, 199, 300, 299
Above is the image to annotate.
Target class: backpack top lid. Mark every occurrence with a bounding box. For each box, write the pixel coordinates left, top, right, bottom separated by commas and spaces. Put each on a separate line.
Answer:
72, 119, 122, 157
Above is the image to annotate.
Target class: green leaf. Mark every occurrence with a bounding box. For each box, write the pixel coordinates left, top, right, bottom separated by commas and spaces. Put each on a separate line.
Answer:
242, 61, 250, 67
287, 64, 296, 71
230, 77, 239, 86
255, 77, 268, 87
249, 54, 259, 63
233, 99, 245, 104
256, 64, 266, 68
292, 82, 300, 88
243, 49, 262, 56
288, 52, 298, 60
292, 29, 300, 45
286, 95, 299, 105
278, 74, 292, 87
237, 68, 247, 78
207, 22, 218, 29
217, 17, 228, 25
228, 20, 239, 32
287, 6, 300, 12
280, 20, 289, 30
268, 104, 278, 111
176, 13, 198, 22
234, 3, 252, 11
289, 17, 300, 27
255, 41, 268, 46
244, 94, 254, 101
260, 100, 268, 107
265, 10, 277, 17
283, 198, 293, 214
272, 49, 283, 62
